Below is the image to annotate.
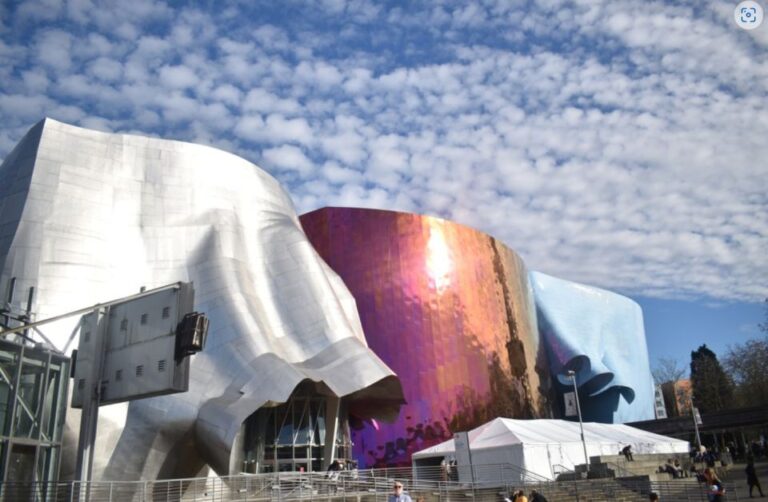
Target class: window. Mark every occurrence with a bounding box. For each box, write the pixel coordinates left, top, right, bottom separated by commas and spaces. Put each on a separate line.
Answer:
158, 360, 166, 372
120, 319, 128, 331
140, 313, 148, 325
162, 307, 170, 319
136, 365, 143, 377
242, 381, 351, 474
116, 369, 122, 381
0, 339, 70, 485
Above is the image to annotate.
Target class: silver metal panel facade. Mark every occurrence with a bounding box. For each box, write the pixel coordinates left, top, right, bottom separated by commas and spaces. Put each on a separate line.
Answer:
0, 119, 403, 481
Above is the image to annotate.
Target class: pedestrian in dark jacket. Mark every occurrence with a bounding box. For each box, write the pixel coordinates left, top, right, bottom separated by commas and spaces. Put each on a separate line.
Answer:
746, 459, 764, 497
529, 489, 548, 502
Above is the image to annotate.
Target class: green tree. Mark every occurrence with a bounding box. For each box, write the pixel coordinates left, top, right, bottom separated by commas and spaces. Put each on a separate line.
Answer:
690, 344, 733, 413
723, 335, 768, 407
760, 298, 768, 333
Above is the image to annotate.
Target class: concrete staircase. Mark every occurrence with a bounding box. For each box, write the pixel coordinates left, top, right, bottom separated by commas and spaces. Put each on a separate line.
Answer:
409, 455, 725, 502
409, 481, 650, 502
565, 453, 708, 501
585, 452, 692, 479
527, 479, 648, 501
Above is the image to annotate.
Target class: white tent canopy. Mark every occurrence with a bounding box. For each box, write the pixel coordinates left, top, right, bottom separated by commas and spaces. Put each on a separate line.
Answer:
412, 418, 689, 482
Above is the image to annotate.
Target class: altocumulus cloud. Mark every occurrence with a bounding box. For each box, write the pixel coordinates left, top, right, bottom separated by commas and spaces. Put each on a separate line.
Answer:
0, 0, 766, 303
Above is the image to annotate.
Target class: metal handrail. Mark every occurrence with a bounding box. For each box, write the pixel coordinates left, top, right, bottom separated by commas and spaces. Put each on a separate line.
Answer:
551, 463, 575, 475
2, 464, 746, 501
602, 460, 641, 478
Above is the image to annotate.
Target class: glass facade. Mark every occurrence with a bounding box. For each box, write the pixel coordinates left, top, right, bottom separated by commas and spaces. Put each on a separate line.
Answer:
0, 339, 69, 486
242, 381, 351, 473
301, 208, 554, 468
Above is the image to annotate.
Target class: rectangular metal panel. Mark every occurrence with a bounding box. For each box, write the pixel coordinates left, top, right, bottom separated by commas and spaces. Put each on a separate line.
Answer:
71, 283, 193, 407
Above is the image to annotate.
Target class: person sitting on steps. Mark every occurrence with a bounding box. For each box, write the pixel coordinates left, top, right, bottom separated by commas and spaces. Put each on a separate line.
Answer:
674, 459, 687, 478
664, 458, 682, 478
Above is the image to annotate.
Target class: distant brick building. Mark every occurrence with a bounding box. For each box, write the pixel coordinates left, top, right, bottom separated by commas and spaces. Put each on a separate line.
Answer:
661, 379, 693, 417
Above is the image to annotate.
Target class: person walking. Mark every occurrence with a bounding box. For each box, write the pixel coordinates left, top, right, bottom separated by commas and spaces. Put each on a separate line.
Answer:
702, 467, 726, 502
389, 481, 413, 502
529, 488, 548, 502
746, 458, 765, 498
326, 459, 343, 480
440, 458, 449, 481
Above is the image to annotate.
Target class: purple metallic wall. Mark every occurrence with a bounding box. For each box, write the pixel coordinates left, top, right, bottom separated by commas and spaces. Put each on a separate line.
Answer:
300, 208, 554, 468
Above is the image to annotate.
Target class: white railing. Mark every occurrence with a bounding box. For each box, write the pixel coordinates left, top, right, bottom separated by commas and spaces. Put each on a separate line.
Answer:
0, 464, 541, 502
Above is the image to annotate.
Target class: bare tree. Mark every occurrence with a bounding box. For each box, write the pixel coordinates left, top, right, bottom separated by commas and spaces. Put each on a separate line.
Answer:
652, 357, 686, 384
723, 335, 768, 408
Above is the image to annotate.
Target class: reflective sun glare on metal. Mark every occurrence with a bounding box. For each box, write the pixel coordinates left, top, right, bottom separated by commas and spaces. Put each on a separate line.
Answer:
426, 223, 452, 292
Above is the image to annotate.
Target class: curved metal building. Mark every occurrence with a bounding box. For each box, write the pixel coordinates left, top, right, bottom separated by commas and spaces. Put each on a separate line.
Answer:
530, 271, 655, 424
0, 119, 404, 481
0, 119, 654, 481
301, 208, 655, 468
300, 208, 556, 468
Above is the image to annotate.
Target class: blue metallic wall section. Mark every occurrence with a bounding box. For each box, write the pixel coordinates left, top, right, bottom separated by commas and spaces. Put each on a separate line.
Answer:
530, 271, 655, 423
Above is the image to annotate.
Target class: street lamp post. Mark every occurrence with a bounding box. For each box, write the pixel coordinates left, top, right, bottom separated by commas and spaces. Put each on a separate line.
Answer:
566, 370, 590, 473
691, 399, 703, 451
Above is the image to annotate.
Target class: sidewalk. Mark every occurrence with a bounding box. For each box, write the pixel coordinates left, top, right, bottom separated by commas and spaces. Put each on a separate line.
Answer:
719, 460, 768, 500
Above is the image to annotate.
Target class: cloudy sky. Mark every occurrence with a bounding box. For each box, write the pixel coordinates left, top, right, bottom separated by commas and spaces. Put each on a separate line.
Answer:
1, 0, 766, 369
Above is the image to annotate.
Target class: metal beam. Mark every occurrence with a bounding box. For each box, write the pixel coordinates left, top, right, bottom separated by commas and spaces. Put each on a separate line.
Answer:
0, 282, 183, 339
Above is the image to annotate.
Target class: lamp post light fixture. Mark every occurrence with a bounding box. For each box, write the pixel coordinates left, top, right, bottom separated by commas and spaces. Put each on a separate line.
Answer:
566, 370, 590, 473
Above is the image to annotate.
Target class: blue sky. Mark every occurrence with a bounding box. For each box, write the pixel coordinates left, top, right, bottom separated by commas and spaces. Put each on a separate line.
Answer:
636, 295, 765, 371
0, 0, 766, 374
